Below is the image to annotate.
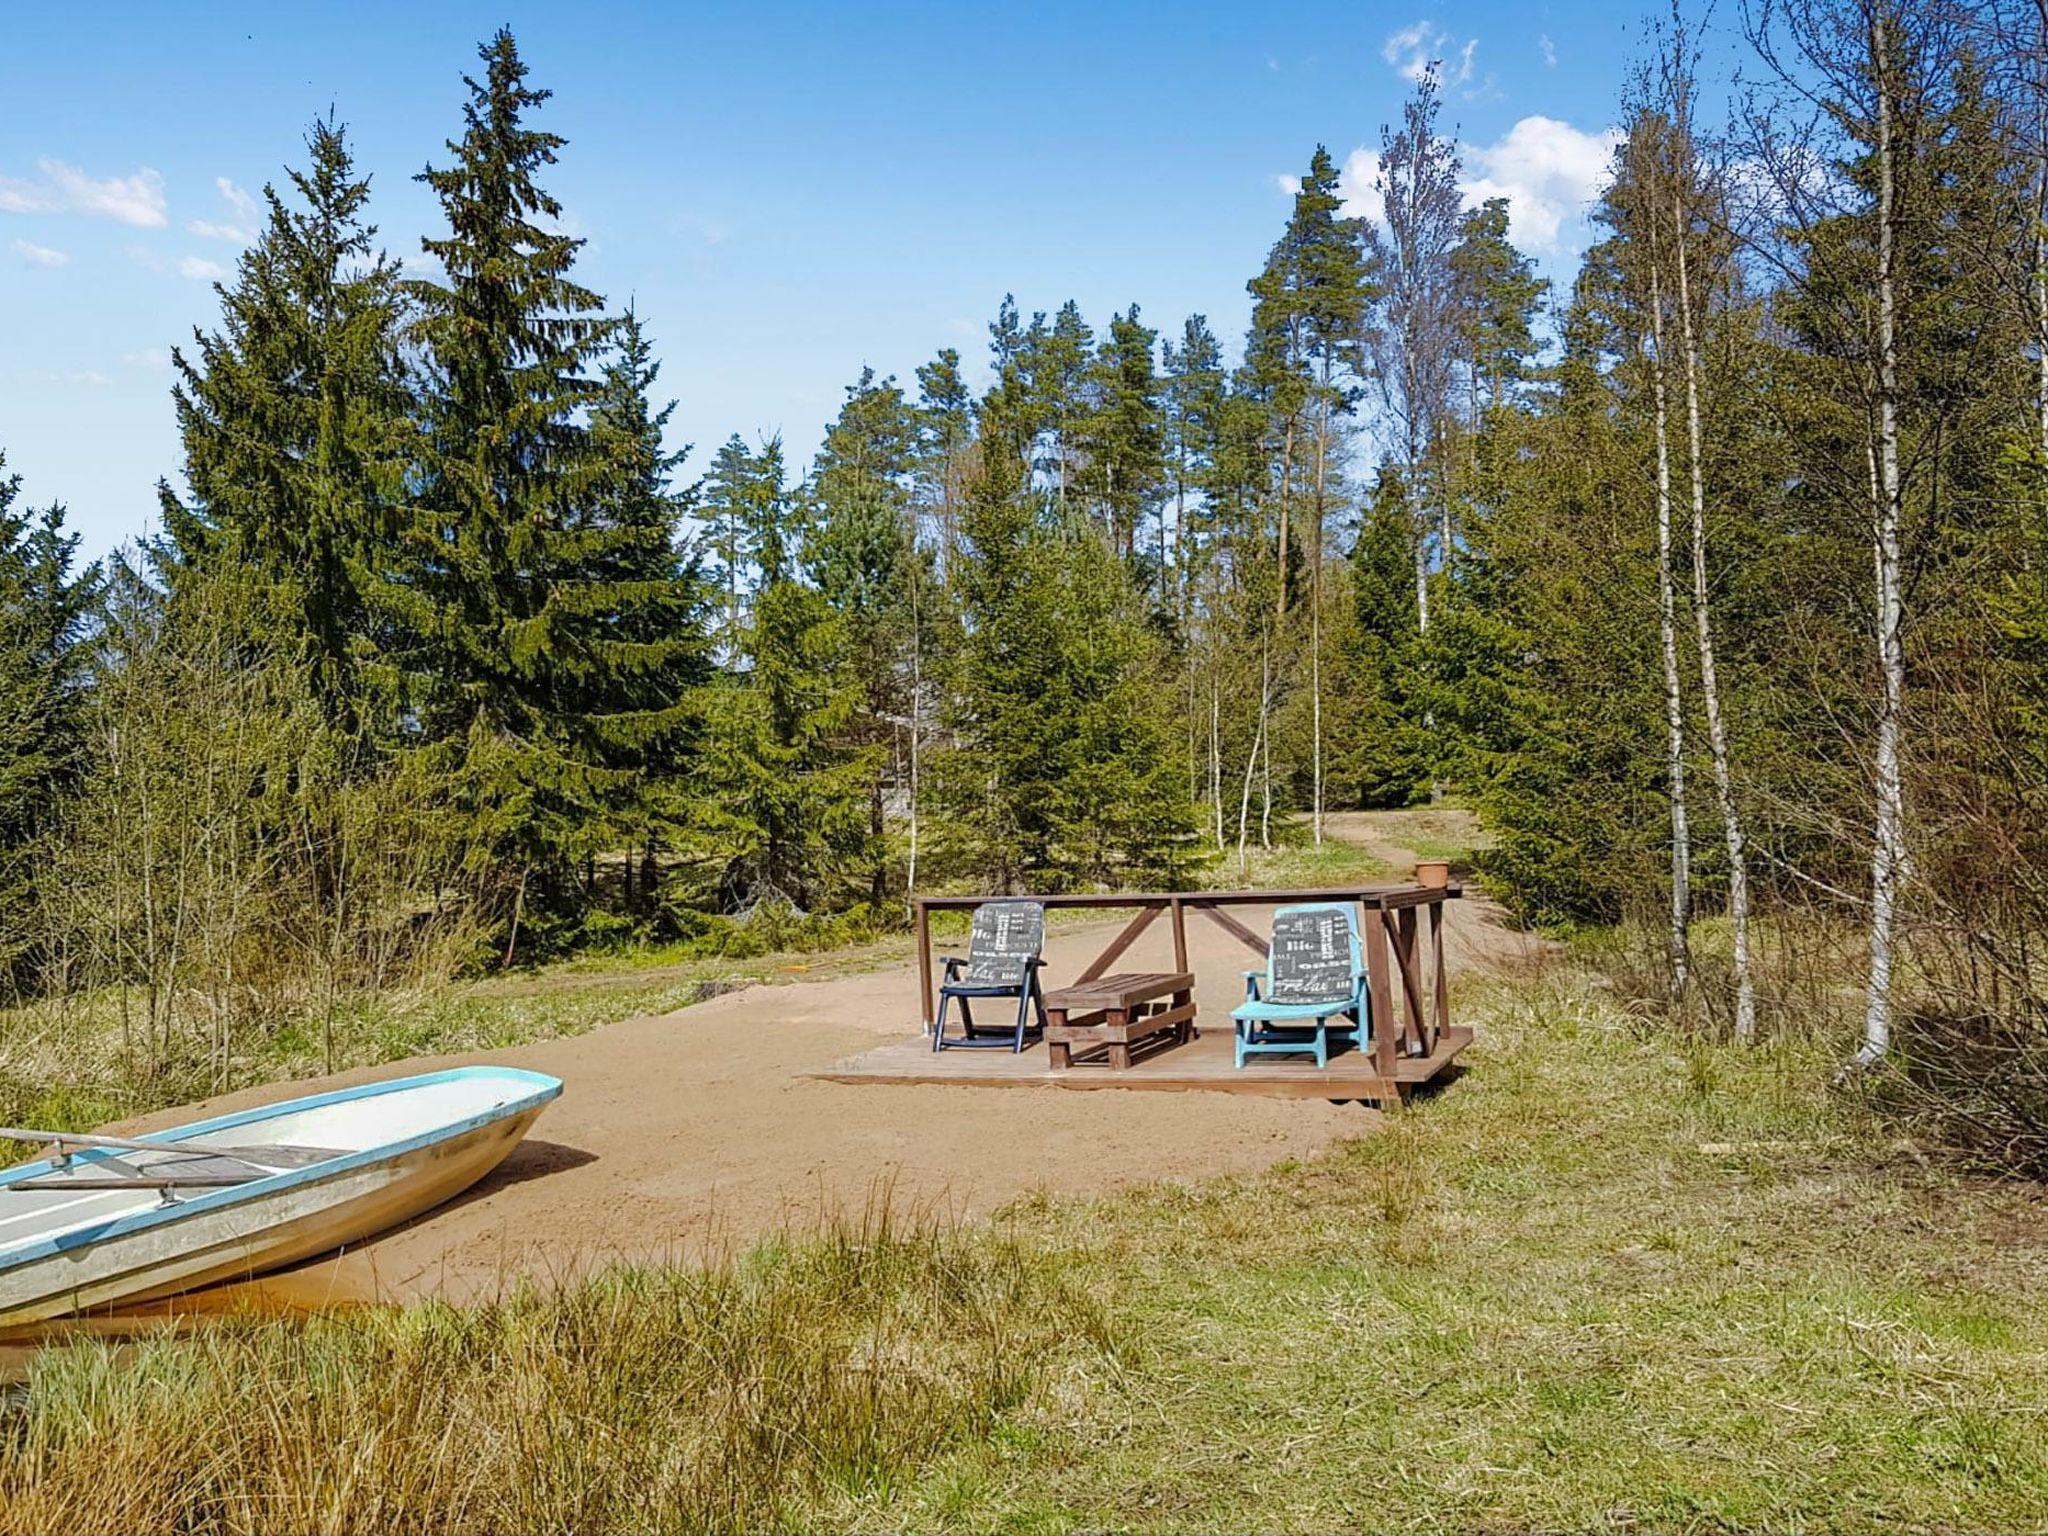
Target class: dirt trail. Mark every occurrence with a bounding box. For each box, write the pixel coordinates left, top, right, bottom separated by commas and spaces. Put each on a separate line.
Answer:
89, 810, 1546, 1317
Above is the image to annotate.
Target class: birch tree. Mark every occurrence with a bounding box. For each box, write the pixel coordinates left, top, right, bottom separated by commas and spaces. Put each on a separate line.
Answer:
1742, 0, 1954, 1066
1365, 66, 1465, 634
1663, 23, 1759, 1039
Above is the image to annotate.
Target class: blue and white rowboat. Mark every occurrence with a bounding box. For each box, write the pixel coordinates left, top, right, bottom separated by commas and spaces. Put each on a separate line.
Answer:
0, 1065, 562, 1329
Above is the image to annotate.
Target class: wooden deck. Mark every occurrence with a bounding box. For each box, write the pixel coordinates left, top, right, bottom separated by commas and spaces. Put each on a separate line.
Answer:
810, 1024, 1473, 1102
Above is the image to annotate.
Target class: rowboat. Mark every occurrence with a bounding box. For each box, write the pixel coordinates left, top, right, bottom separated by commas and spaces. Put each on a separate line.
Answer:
0, 1065, 562, 1329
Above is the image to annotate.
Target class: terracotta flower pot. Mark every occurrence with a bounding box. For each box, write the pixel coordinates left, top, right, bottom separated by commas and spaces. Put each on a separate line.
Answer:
1414, 859, 1451, 889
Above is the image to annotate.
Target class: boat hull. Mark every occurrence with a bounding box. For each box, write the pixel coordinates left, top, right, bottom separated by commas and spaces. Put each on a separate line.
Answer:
0, 1068, 560, 1329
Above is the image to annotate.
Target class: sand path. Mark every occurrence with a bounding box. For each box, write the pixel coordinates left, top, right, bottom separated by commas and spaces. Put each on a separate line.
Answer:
105, 813, 1546, 1312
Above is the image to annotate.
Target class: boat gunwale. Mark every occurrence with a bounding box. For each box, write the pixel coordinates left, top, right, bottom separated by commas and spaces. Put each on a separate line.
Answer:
0, 1066, 563, 1274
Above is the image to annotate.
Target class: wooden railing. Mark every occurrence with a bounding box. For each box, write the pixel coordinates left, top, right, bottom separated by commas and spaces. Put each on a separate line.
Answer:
911, 884, 1462, 1076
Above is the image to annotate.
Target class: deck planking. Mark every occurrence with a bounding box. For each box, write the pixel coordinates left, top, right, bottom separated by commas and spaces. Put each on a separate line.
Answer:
810, 1025, 1473, 1102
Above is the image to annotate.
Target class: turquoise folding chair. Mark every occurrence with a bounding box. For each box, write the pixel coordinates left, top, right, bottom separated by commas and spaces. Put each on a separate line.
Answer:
1232, 902, 1370, 1068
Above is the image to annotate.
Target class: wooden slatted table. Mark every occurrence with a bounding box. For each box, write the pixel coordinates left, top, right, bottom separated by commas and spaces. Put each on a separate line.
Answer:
1043, 971, 1196, 1070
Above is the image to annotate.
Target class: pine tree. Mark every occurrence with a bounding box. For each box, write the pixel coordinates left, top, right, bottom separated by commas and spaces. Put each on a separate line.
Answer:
695, 435, 873, 913
1028, 299, 1096, 503
1078, 304, 1165, 571
807, 369, 927, 904
913, 346, 974, 569
1162, 314, 1226, 624
700, 434, 770, 653
1450, 196, 1547, 417
165, 114, 409, 728
942, 356, 1195, 890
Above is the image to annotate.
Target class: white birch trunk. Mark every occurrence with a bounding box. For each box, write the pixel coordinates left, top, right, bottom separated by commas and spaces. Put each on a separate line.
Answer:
1859, 9, 1908, 1067
1210, 672, 1225, 851
1235, 674, 1268, 875
1311, 393, 1329, 845
1259, 644, 1274, 851
1410, 417, 1431, 634
1673, 191, 1757, 1041
906, 603, 921, 908
1648, 258, 1693, 1004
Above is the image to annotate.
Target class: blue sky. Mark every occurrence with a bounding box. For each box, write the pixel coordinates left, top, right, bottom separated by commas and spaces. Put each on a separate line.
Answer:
2, 1, 1649, 557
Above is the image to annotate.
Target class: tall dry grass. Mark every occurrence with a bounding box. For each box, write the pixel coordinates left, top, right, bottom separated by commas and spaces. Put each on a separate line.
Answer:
0, 1216, 1111, 1534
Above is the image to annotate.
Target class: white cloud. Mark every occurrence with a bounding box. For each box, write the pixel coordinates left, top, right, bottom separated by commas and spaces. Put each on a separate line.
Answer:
1381, 21, 1478, 85
1463, 116, 1622, 253
215, 176, 256, 221
0, 158, 167, 226
1539, 34, 1558, 67
1315, 115, 1619, 258
123, 347, 171, 371
187, 178, 256, 242
11, 237, 68, 267
1272, 172, 1303, 197
176, 254, 227, 281
1337, 148, 1384, 225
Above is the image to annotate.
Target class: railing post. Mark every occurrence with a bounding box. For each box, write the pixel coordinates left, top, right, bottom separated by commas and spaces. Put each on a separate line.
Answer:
1391, 906, 1415, 1053
1429, 894, 1449, 1050
1364, 901, 1397, 1087
915, 898, 934, 1031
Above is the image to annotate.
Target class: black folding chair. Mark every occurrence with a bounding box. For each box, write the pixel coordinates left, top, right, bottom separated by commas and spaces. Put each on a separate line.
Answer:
932, 900, 1048, 1052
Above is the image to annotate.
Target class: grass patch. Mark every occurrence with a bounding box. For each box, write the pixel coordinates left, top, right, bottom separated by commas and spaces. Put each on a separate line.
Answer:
11, 968, 2048, 1531
0, 1213, 1112, 1535
959, 976, 2048, 1531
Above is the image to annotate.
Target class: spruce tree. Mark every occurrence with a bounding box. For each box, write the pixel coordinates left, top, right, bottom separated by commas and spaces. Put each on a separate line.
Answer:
0, 457, 96, 981
165, 114, 409, 728
400, 28, 699, 946
585, 309, 716, 906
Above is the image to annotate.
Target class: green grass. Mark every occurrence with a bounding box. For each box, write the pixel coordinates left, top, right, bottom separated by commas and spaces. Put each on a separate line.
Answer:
943, 977, 2048, 1532
10, 966, 2048, 1531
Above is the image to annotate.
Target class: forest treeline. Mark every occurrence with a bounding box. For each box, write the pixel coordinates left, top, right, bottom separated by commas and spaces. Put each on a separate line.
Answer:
4, 8, 2047, 1150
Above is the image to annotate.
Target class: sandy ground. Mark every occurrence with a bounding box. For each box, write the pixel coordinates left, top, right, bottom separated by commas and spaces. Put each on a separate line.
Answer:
92, 816, 1547, 1316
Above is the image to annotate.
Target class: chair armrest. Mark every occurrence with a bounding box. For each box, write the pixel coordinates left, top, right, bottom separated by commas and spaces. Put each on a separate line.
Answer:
1242, 973, 1263, 1002
939, 954, 967, 978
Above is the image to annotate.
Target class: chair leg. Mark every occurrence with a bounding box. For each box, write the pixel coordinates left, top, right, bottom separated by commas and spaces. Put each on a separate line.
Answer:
932, 990, 952, 1051
1011, 986, 1031, 1052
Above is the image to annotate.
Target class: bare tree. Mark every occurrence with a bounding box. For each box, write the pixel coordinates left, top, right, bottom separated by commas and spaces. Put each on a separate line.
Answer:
1365, 66, 1465, 633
